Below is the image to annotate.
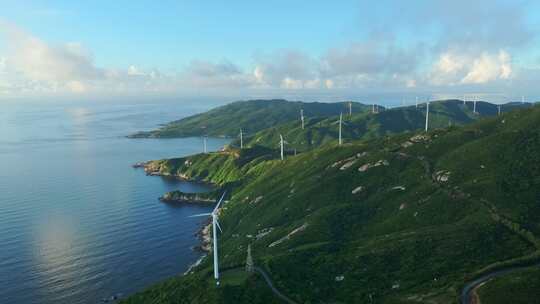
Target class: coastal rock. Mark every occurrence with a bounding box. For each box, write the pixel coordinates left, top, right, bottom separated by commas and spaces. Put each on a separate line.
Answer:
340, 159, 357, 170
410, 134, 430, 143
160, 190, 217, 204
352, 186, 364, 194
358, 160, 389, 172
433, 170, 451, 183
269, 223, 308, 247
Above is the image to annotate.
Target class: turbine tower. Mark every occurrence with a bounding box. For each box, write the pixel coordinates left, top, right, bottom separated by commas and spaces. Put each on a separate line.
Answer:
280, 134, 284, 161
498, 104, 502, 116
189, 192, 227, 285
203, 136, 208, 153
425, 100, 430, 132
300, 109, 305, 129
239, 128, 243, 149
473, 97, 477, 114
348, 101, 352, 117
415, 96, 418, 108
245, 244, 254, 273
339, 112, 343, 145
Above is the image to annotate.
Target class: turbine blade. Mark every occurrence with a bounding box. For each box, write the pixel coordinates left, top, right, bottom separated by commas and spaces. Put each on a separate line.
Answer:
215, 220, 223, 233
189, 213, 212, 218
212, 191, 227, 213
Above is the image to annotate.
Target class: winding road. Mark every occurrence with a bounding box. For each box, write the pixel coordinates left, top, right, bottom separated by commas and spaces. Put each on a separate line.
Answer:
253, 266, 297, 304
460, 263, 540, 304
220, 266, 297, 304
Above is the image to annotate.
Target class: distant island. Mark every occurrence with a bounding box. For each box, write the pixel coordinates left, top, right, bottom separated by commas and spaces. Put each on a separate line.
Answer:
124, 99, 540, 304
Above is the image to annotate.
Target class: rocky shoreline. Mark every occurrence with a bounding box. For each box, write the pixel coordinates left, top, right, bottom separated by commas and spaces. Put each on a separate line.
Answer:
133, 160, 216, 274
159, 190, 217, 204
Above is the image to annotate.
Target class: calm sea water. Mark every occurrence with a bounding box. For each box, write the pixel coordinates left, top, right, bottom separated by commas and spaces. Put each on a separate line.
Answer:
0, 101, 229, 304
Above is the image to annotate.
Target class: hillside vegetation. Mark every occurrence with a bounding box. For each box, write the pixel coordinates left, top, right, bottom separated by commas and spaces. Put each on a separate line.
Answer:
233, 100, 533, 152
125, 105, 540, 303
129, 99, 370, 138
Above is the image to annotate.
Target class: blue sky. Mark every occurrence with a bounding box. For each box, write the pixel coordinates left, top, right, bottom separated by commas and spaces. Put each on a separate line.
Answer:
1, 0, 540, 103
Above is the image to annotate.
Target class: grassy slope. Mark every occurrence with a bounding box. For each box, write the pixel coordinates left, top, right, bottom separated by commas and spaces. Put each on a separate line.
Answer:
125, 105, 540, 304
144, 145, 275, 186
129, 99, 371, 138
234, 100, 532, 152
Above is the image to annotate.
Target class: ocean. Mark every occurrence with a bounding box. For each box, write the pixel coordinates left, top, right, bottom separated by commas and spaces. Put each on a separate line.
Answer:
0, 100, 229, 303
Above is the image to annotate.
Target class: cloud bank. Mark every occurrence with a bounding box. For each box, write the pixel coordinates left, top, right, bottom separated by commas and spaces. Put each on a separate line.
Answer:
0, 0, 539, 101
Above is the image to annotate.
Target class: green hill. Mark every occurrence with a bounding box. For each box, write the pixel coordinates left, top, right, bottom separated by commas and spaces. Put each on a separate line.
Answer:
124, 105, 540, 303
128, 99, 371, 138
233, 100, 533, 152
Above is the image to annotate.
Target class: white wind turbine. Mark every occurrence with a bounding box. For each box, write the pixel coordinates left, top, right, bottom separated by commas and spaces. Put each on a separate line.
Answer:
415, 96, 418, 109
279, 134, 289, 160
498, 104, 502, 116
473, 97, 477, 114
522, 95, 525, 104
203, 136, 208, 153
239, 128, 243, 149
300, 109, 305, 129
348, 101, 352, 117
338, 112, 343, 145
425, 99, 430, 132
189, 192, 227, 285
332, 112, 348, 145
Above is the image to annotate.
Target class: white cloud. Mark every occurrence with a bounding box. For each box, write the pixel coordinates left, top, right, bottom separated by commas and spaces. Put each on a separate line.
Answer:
127, 65, 145, 76
461, 51, 512, 84
252, 50, 316, 87
0, 0, 537, 101
2, 23, 102, 83
429, 50, 513, 86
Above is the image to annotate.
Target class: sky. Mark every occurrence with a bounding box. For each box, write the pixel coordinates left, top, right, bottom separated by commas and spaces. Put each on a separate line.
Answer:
1, 0, 540, 104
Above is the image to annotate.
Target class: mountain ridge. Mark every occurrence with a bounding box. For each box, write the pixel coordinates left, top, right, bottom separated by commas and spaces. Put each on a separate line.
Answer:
124, 104, 540, 304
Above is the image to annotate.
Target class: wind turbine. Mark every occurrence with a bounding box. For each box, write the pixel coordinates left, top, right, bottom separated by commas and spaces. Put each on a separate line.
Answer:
415, 96, 418, 109
300, 109, 305, 129
332, 112, 348, 145
279, 134, 289, 160
203, 136, 208, 153
338, 112, 343, 145
189, 192, 227, 285
498, 104, 502, 116
473, 96, 477, 114
239, 128, 243, 149
425, 100, 430, 132
522, 95, 525, 104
